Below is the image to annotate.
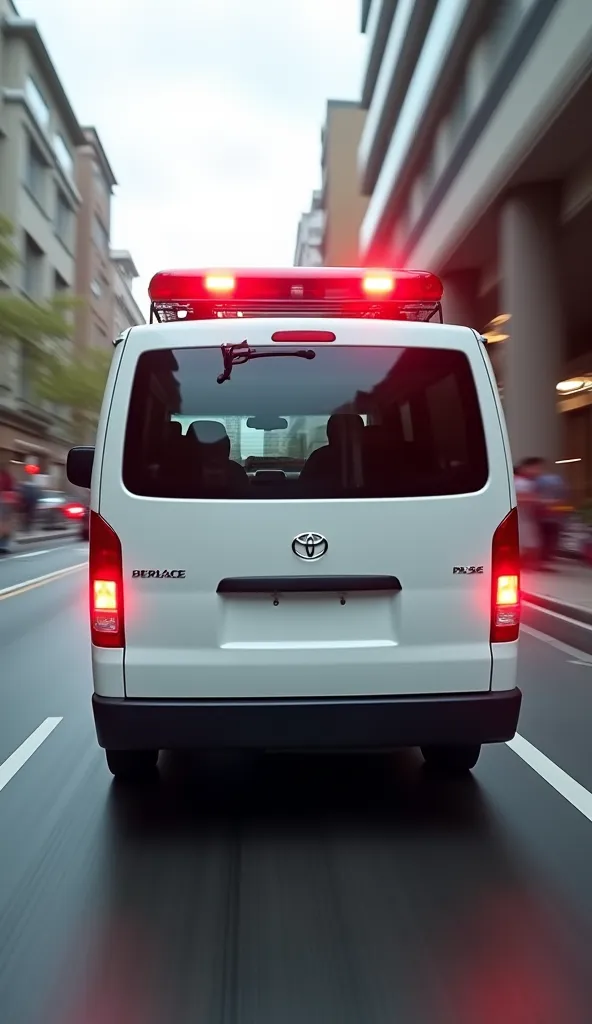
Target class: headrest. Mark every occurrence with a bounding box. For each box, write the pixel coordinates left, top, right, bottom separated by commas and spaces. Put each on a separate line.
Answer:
326, 413, 364, 445
187, 420, 231, 460
164, 420, 183, 440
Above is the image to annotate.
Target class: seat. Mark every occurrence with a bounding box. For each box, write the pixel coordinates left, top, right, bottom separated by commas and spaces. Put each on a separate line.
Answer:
157, 420, 187, 496
187, 420, 249, 497
300, 413, 365, 494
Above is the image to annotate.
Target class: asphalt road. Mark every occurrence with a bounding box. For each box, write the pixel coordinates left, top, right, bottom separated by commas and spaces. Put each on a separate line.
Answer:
2, 540, 592, 1024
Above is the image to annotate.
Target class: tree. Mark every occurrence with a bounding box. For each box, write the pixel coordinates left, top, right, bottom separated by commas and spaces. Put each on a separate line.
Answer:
0, 215, 76, 359
36, 345, 112, 442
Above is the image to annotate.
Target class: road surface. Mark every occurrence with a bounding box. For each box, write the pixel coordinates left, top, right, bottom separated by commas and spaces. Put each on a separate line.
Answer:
1, 539, 592, 1023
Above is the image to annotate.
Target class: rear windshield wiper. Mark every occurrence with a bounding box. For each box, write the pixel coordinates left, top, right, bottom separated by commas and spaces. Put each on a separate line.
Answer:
217, 340, 315, 383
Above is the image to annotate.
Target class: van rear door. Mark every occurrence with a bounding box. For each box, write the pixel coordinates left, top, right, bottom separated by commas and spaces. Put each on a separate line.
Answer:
97, 319, 511, 700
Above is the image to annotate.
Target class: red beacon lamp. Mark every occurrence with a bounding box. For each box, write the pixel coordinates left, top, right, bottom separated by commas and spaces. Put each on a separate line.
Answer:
146, 266, 444, 324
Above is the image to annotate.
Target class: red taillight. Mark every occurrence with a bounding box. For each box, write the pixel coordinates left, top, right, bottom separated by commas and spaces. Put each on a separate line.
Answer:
271, 330, 336, 343
89, 511, 124, 648
491, 508, 520, 643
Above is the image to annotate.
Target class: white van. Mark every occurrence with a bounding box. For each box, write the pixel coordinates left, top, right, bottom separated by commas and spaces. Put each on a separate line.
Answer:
67, 267, 521, 780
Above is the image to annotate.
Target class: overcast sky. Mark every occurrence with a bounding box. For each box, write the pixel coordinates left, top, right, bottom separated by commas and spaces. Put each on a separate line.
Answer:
17, 0, 366, 315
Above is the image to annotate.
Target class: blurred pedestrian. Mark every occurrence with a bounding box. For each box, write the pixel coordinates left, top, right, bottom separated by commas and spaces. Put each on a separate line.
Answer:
514, 461, 540, 567
533, 458, 568, 569
0, 460, 16, 554
18, 474, 40, 533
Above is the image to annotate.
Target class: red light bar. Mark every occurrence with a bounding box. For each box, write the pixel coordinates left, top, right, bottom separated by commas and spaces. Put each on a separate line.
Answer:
148, 267, 443, 304
147, 267, 444, 326
271, 330, 336, 343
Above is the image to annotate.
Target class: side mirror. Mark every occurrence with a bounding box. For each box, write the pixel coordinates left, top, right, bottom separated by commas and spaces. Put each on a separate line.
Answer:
67, 446, 94, 489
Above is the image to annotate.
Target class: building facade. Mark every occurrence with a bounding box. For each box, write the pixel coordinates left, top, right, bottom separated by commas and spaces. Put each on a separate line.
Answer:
321, 99, 368, 266
294, 189, 325, 267
110, 250, 145, 337
74, 126, 117, 351
358, 0, 592, 504
0, 1, 84, 477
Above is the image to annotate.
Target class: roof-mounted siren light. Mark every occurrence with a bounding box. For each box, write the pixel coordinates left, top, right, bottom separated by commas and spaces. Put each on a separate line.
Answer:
362, 271, 395, 296
204, 273, 235, 294
147, 267, 445, 323
362, 268, 443, 318
148, 269, 236, 321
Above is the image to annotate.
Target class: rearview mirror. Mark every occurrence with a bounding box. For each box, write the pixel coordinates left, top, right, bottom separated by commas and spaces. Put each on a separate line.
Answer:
67, 446, 94, 489
246, 416, 288, 431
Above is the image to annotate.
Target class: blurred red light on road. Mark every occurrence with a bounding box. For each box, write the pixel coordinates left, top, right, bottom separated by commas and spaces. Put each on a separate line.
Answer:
64, 503, 85, 518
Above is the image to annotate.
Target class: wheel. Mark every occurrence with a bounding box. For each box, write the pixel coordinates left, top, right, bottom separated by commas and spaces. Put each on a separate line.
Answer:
420, 743, 481, 774
105, 749, 159, 781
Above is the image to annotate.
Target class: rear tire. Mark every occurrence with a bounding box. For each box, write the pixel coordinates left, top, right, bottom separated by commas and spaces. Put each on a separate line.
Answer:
421, 743, 481, 774
105, 749, 159, 781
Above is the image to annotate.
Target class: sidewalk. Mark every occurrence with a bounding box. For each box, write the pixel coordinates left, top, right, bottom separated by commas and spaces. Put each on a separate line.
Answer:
14, 527, 77, 546
523, 560, 592, 627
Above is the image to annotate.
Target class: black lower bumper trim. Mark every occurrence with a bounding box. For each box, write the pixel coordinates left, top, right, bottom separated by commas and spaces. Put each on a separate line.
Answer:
92, 689, 522, 751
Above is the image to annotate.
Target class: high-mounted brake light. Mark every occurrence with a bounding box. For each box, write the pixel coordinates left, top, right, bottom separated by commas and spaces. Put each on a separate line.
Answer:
491, 508, 520, 643
363, 273, 394, 295
204, 274, 235, 293
89, 511, 124, 648
271, 330, 336, 343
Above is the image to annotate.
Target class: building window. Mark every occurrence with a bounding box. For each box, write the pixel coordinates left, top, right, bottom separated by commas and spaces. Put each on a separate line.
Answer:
448, 78, 468, 148
487, 0, 523, 71
23, 233, 44, 298
92, 160, 109, 203
54, 133, 74, 179
92, 214, 109, 253
24, 135, 46, 207
19, 346, 36, 403
55, 190, 73, 248
25, 77, 50, 130
90, 279, 102, 299
93, 323, 108, 348
54, 270, 69, 294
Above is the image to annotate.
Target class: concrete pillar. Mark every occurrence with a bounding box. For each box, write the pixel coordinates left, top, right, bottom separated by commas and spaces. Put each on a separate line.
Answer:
440, 269, 480, 328
500, 186, 563, 464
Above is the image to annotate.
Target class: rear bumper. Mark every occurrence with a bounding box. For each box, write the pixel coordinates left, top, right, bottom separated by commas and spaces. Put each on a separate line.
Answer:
92, 688, 522, 751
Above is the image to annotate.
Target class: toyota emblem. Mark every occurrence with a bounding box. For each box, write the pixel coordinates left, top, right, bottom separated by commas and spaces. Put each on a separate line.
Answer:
292, 532, 328, 560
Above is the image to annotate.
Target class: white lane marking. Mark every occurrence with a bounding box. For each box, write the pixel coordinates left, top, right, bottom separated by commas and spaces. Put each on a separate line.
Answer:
0, 718, 63, 794
567, 661, 592, 668
0, 562, 86, 599
508, 733, 592, 824
521, 624, 592, 662
1, 542, 82, 563
523, 599, 592, 633
12, 549, 51, 559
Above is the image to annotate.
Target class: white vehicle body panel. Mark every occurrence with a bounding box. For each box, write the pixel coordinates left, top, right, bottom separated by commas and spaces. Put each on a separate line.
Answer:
91, 317, 516, 702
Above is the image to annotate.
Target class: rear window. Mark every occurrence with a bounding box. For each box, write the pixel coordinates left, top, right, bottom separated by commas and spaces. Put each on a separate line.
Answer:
122, 345, 488, 499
